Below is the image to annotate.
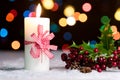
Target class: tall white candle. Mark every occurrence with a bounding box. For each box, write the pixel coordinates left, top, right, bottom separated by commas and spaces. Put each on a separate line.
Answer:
24, 4, 50, 71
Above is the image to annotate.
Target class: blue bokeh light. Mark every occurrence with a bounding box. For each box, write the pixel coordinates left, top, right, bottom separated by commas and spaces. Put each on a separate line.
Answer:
63, 32, 72, 41
50, 23, 60, 33
0, 28, 8, 38
9, 0, 15, 2
23, 10, 30, 17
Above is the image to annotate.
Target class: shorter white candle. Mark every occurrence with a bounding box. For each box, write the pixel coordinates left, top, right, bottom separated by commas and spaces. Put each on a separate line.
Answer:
24, 4, 50, 71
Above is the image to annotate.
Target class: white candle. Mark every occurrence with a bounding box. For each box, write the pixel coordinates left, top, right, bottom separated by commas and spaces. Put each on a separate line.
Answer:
24, 4, 50, 71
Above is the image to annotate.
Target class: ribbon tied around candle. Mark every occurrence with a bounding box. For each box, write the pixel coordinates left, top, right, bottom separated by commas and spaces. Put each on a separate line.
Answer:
25, 25, 57, 59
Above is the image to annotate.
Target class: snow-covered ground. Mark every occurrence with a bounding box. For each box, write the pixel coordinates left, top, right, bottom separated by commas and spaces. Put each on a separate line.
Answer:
0, 50, 120, 80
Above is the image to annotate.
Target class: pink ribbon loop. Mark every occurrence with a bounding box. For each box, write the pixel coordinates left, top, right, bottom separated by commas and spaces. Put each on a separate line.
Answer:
25, 25, 57, 59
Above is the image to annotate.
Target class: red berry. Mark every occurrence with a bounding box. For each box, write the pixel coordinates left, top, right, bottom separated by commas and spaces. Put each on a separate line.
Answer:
61, 53, 67, 61
95, 64, 100, 69
84, 50, 89, 55
78, 54, 83, 60
65, 64, 70, 69
79, 46, 84, 50
113, 55, 118, 61
97, 68, 102, 72
68, 53, 76, 59
94, 48, 99, 53
113, 50, 118, 55
112, 62, 117, 67
101, 64, 106, 70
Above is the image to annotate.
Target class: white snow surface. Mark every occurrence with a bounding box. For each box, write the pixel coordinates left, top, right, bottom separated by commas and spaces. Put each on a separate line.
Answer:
0, 50, 120, 80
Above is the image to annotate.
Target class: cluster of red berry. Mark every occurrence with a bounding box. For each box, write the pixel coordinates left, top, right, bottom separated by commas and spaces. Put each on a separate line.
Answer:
61, 46, 120, 72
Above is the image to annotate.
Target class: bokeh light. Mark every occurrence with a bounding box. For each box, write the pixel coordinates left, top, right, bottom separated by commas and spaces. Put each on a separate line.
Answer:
78, 13, 88, 22
6, 13, 15, 22
62, 44, 70, 53
66, 16, 76, 26
50, 23, 60, 33
63, 32, 72, 41
51, 2, 59, 11
42, 0, 54, 10
64, 5, 75, 17
0, 28, 8, 38
59, 17, 67, 27
111, 25, 118, 34
10, 9, 17, 17
114, 8, 120, 21
100, 16, 110, 24
9, 0, 15, 2
29, 4, 36, 11
11, 40, 20, 50
23, 10, 30, 17
73, 12, 80, 21
29, 12, 36, 17
55, 0, 63, 6
82, 2, 92, 12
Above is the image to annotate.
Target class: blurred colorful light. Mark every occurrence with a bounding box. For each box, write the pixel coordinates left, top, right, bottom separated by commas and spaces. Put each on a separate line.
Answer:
51, 2, 59, 11
64, 5, 75, 17
66, 16, 76, 26
11, 40, 20, 50
59, 17, 67, 27
114, 8, 120, 21
23, 10, 30, 17
78, 13, 88, 22
0, 28, 8, 38
6, 13, 15, 22
10, 9, 18, 17
63, 32, 72, 41
100, 16, 110, 24
50, 23, 60, 33
42, 0, 54, 10
73, 12, 80, 21
82, 2, 92, 12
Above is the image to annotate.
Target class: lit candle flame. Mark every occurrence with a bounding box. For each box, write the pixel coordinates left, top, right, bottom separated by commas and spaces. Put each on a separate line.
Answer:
36, 3, 41, 17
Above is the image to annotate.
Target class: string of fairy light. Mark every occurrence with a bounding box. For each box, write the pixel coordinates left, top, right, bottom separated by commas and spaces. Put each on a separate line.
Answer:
0, 0, 120, 50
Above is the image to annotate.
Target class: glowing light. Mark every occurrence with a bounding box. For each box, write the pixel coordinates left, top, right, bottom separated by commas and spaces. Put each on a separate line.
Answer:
111, 25, 118, 34
0, 28, 8, 38
59, 17, 67, 27
114, 8, 120, 21
9, 0, 15, 2
78, 13, 88, 22
36, 4, 41, 17
82, 2, 92, 12
73, 12, 80, 21
29, 12, 36, 17
64, 5, 75, 17
6, 13, 14, 22
50, 23, 60, 33
52, 2, 59, 11
62, 44, 70, 53
101, 16, 110, 24
66, 16, 76, 26
29, 4, 36, 11
11, 40, 20, 50
63, 32, 72, 41
10, 9, 17, 17
55, 0, 63, 6
23, 10, 30, 17
42, 0, 54, 10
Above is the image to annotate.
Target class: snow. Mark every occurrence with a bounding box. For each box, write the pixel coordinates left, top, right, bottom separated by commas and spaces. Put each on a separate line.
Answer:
0, 50, 120, 80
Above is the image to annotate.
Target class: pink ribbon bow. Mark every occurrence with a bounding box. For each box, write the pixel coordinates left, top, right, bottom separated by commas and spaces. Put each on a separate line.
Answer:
25, 25, 57, 59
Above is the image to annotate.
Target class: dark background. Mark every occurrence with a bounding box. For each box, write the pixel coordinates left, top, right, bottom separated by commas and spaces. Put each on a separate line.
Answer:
0, 0, 120, 50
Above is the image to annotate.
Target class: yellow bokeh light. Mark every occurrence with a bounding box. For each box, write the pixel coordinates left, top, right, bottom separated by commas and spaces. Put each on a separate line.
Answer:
66, 16, 76, 26
114, 8, 120, 21
64, 5, 75, 17
73, 12, 80, 21
78, 13, 88, 22
59, 17, 67, 27
42, 0, 54, 10
6, 13, 14, 22
11, 40, 20, 50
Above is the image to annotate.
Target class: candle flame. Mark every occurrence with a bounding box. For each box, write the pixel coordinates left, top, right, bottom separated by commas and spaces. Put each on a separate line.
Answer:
36, 3, 41, 17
